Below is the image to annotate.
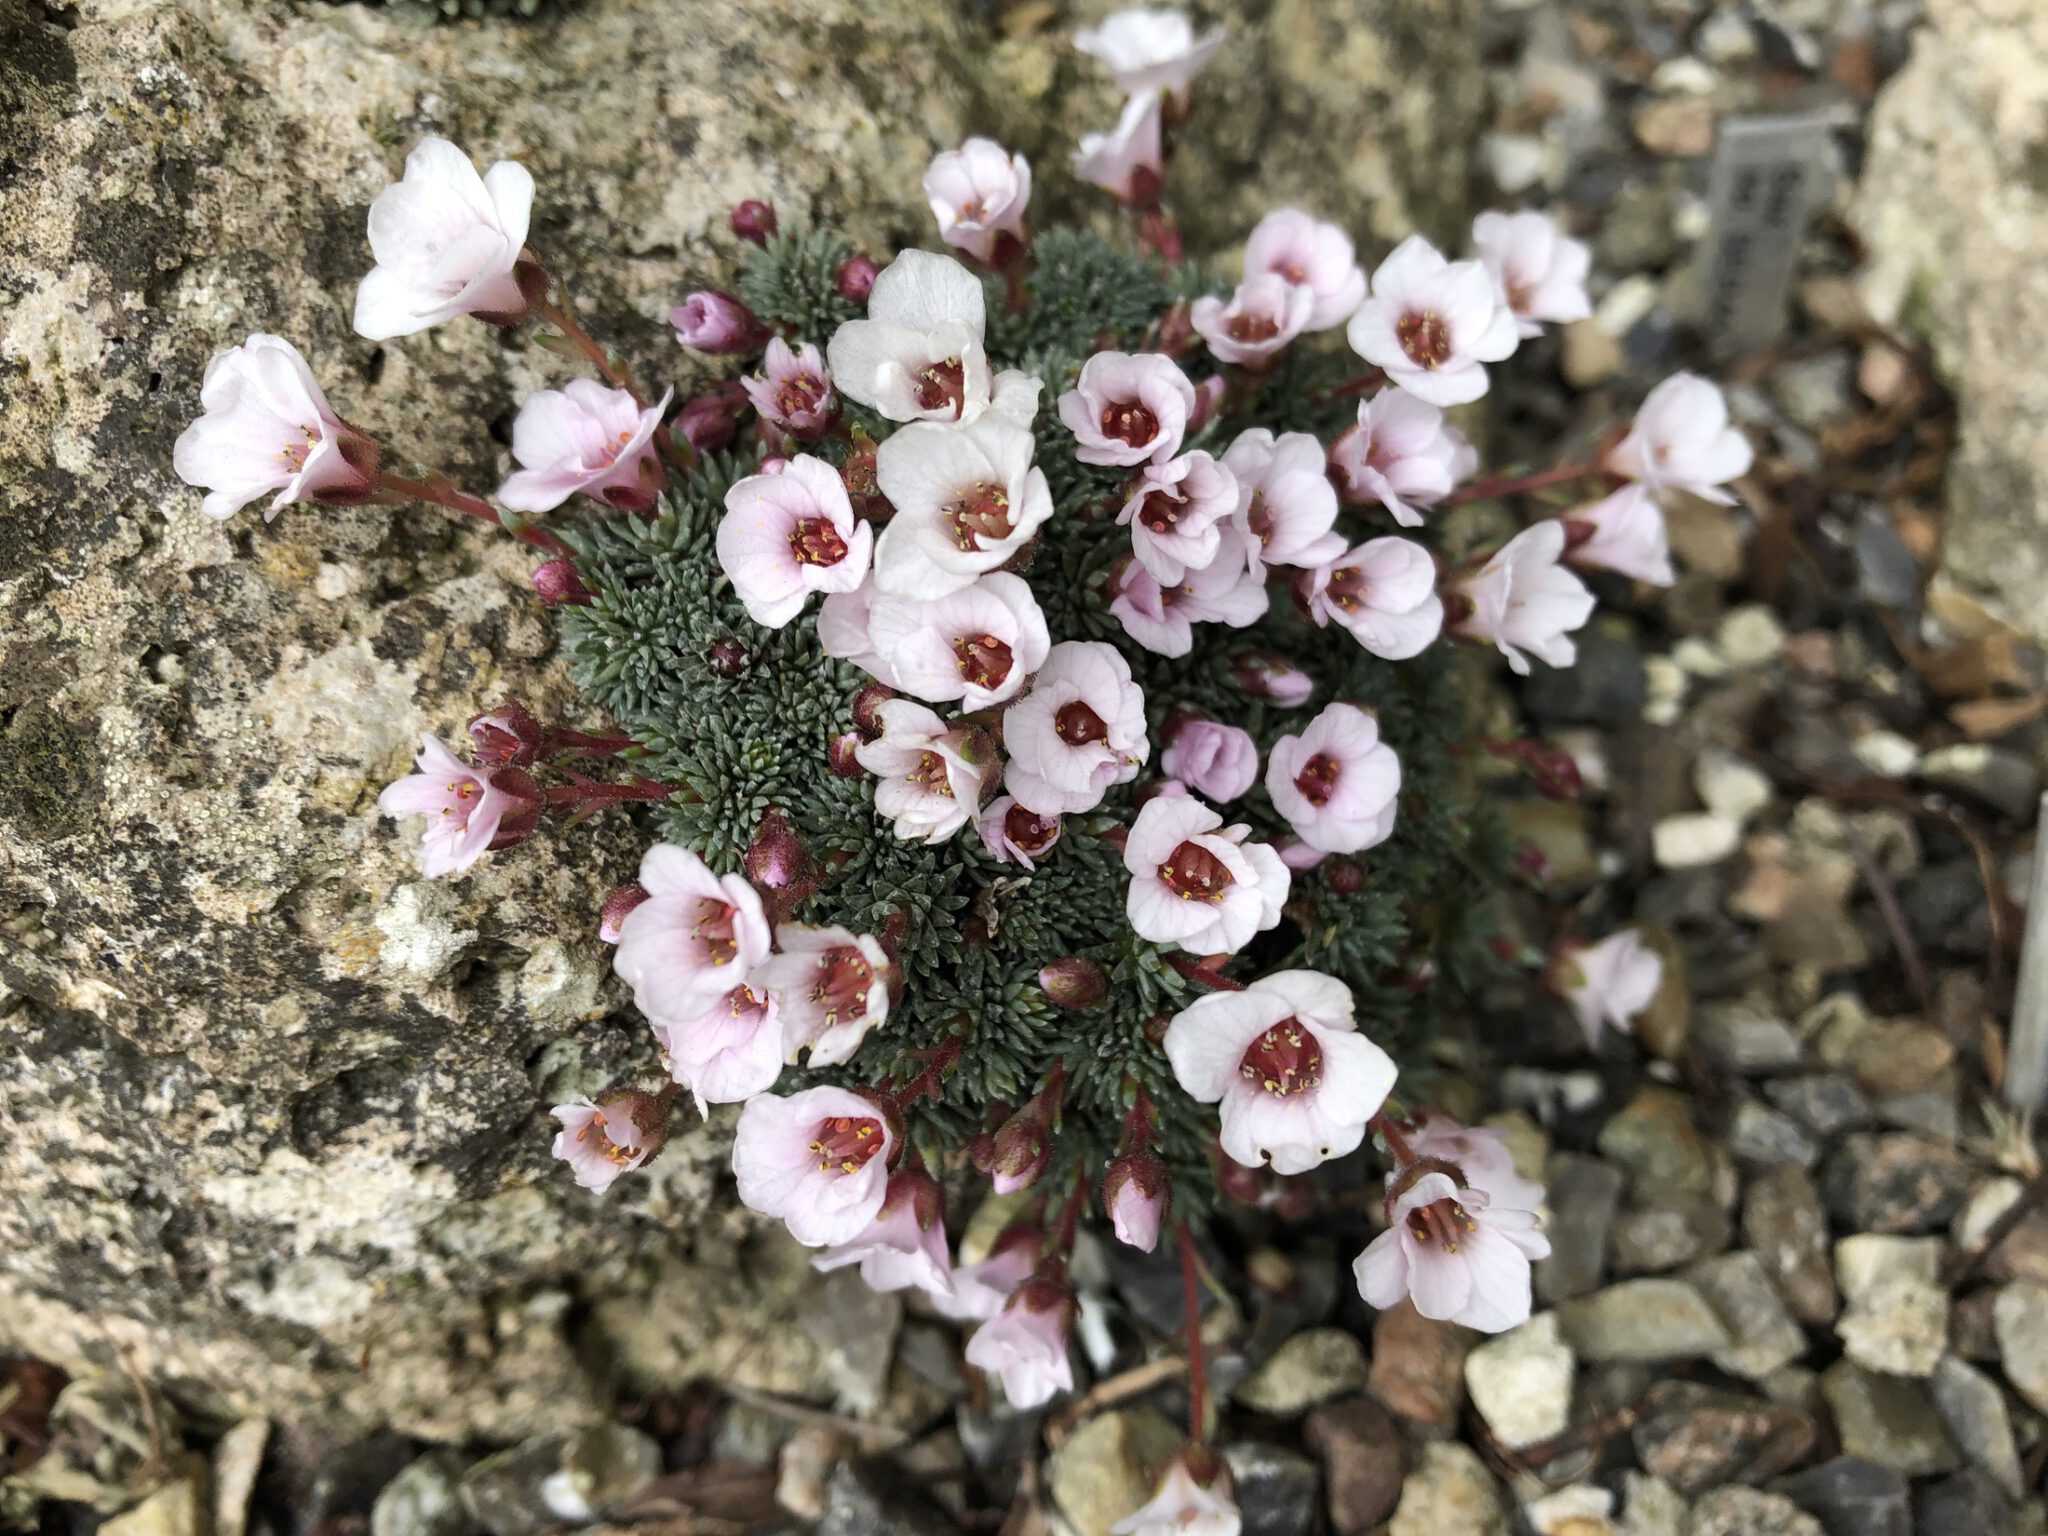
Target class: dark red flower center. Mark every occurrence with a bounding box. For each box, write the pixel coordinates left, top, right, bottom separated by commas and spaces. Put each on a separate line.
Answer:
692, 895, 740, 964
1238, 1017, 1323, 1096
1228, 312, 1280, 344
948, 480, 1014, 550
1397, 310, 1452, 369
811, 946, 875, 1026
789, 516, 849, 567
952, 632, 1014, 691
1137, 488, 1187, 535
1055, 700, 1109, 745
1246, 491, 1276, 547
1100, 399, 1159, 447
1324, 564, 1369, 613
1405, 1197, 1477, 1252
916, 359, 967, 416
1004, 803, 1061, 854
776, 373, 826, 420
1293, 752, 1342, 807
810, 1114, 885, 1175
1159, 839, 1233, 902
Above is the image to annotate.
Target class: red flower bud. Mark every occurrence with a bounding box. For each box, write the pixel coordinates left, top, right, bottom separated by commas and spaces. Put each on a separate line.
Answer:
708, 638, 749, 677
483, 763, 544, 850
1230, 650, 1314, 706
532, 559, 593, 607
1102, 1149, 1170, 1252
599, 881, 649, 943
1325, 858, 1365, 895
851, 683, 895, 738
837, 253, 880, 306
827, 731, 866, 778
989, 1114, 1052, 1195
596, 1084, 672, 1164
469, 700, 545, 766
731, 199, 778, 246
745, 809, 817, 917
1038, 956, 1109, 1011
675, 380, 750, 454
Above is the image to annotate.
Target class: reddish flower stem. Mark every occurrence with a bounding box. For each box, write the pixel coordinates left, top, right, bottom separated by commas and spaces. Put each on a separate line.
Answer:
1312, 368, 1388, 404
542, 728, 638, 759
896, 1036, 964, 1107
1370, 1110, 1417, 1166
1442, 461, 1605, 508
538, 290, 692, 477
374, 471, 575, 558
1166, 954, 1245, 991
544, 778, 676, 819
1049, 1162, 1090, 1257
1178, 1221, 1210, 1445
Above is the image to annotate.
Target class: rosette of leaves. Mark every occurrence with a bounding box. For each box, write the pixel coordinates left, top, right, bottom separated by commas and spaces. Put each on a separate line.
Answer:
558, 227, 1508, 1217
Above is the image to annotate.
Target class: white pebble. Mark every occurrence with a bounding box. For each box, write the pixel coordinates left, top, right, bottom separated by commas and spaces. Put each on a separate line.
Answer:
1716, 605, 1788, 668
1852, 730, 1919, 779
1695, 748, 1772, 823
1654, 812, 1743, 869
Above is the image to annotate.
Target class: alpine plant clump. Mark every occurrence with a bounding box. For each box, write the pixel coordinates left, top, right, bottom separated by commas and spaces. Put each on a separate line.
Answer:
174, 9, 1745, 1522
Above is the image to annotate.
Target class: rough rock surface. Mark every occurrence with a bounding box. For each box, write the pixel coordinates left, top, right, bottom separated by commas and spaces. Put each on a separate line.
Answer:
0, 0, 1484, 1439
1857, 0, 2048, 639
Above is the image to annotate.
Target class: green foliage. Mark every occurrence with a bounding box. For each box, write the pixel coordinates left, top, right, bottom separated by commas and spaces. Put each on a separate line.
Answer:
561, 227, 1507, 1218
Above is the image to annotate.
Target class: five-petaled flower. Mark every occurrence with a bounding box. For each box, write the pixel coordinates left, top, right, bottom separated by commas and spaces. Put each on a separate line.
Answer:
1352, 1163, 1550, 1333
1190, 274, 1315, 368
1072, 7, 1225, 108
872, 417, 1054, 597
354, 137, 541, 340
864, 573, 1050, 711
1072, 92, 1168, 209
1265, 703, 1402, 855
853, 698, 996, 843
1605, 372, 1754, 505
1550, 929, 1664, 1048
1058, 350, 1198, 467
1450, 522, 1597, 675
924, 138, 1032, 267
551, 1094, 659, 1194
826, 250, 1040, 426
612, 843, 772, 1022
1560, 483, 1675, 585
742, 338, 837, 439
1347, 234, 1520, 406
1243, 207, 1367, 331
378, 734, 537, 878
1299, 536, 1446, 661
1002, 640, 1151, 816
1471, 209, 1592, 337
732, 1085, 897, 1247
1124, 793, 1290, 957
756, 924, 893, 1067
498, 379, 673, 513
1326, 390, 1469, 528
964, 1274, 1075, 1408
716, 454, 874, 627
173, 335, 380, 521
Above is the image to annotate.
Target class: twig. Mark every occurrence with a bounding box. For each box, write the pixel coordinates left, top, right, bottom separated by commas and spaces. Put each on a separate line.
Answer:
716, 1382, 907, 1452
1842, 819, 1932, 1014
1041, 1356, 1188, 1450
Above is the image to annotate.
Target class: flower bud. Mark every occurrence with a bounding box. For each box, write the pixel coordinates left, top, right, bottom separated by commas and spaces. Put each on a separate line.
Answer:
599, 881, 649, 943
469, 700, 545, 766
1038, 956, 1108, 1012
532, 559, 594, 607
745, 809, 817, 914
668, 291, 769, 355
837, 253, 879, 306
989, 1112, 1051, 1195
839, 427, 891, 521
1102, 1149, 1170, 1252
827, 730, 866, 778
1230, 650, 1314, 707
851, 683, 895, 739
708, 638, 749, 678
730, 199, 778, 246
675, 381, 749, 453
1325, 858, 1365, 895
482, 764, 544, 850
1187, 374, 1227, 435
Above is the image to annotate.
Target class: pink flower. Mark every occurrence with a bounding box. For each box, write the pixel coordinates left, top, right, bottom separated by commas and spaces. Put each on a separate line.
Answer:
1265, 703, 1401, 855
1112, 1460, 1242, 1536
924, 137, 1032, 266
1190, 273, 1315, 367
669, 290, 768, 354
816, 580, 900, 689
1471, 209, 1592, 337
756, 925, 892, 1066
1551, 929, 1664, 1047
826, 250, 1039, 426
812, 1170, 954, 1298
976, 797, 1064, 871
1058, 351, 1197, 467
1073, 92, 1166, 208
674, 381, 750, 452
1347, 234, 1520, 407
1161, 718, 1259, 803
932, 1228, 1041, 1322
611, 843, 771, 1020
1452, 522, 1596, 674
1073, 8, 1225, 107
498, 380, 673, 513
1124, 794, 1289, 956
1103, 1149, 1170, 1252
716, 454, 873, 627
872, 418, 1053, 597
1327, 390, 1466, 527
551, 1095, 658, 1194
1299, 537, 1445, 660
732, 1086, 895, 1247
741, 338, 836, 438
650, 984, 783, 1112
1002, 640, 1150, 816
1111, 530, 1270, 658
1231, 651, 1314, 706
1119, 451, 1239, 583
965, 1277, 1075, 1408
1560, 483, 1674, 585
173, 335, 380, 521
853, 699, 993, 843
1244, 207, 1367, 331
1163, 969, 1396, 1173
353, 137, 539, 340
1606, 372, 1754, 505
377, 734, 535, 878
1220, 428, 1345, 577
1406, 1112, 1547, 1214
866, 573, 1050, 710
1352, 1168, 1550, 1332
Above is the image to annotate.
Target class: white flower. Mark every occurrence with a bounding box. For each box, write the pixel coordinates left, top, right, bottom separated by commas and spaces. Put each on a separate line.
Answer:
1471, 209, 1592, 337
1561, 483, 1675, 585
1299, 537, 1445, 661
1244, 207, 1367, 331
1119, 451, 1239, 584
716, 454, 873, 627
612, 843, 771, 1021
172, 335, 380, 521
756, 925, 892, 1067
550, 1096, 656, 1194
853, 699, 992, 843
811, 1171, 954, 1298
871, 417, 1054, 598
924, 138, 1032, 266
816, 578, 899, 688
1606, 372, 1754, 505
1190, 273, 1315, 368
1353, 1169, 1549, 1333
1346, 234, 1520, 406
1123, 794, 1289, 957
976, 797, 1064, 871
1326, 390, 1466, 527
1112, 1461, 1242, 1536
650, 985, 783, 1114
1553, 929, 1664, 1047
1452, 522, 1596, 674
1073, 8, 1226, 106
498, 380, 673, 513
1002, 641, 1150, 816
732, 1086, 894, 1247
1265, 703, 1402, 855
1221, 428, 1345, 577
866, 573, 1050, 710
353, 137, 538, 340
1110, 528, 1269, 658
1073, 92, 1167, 208
965, 1281, 1074, 1408
1163, 969, 1396, 1173
825, 250, 1041, 426
1160, 718, 1260, 804
1056, 351, 1197, 467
